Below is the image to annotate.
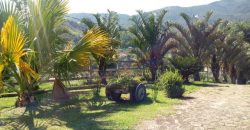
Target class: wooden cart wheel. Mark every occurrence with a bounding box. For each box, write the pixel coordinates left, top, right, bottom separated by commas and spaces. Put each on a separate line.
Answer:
131, 84, 146, 102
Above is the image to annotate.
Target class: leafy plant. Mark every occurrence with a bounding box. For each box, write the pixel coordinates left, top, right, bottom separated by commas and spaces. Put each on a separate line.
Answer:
0, 16, 40, 105
169, 57, 203, 83
81, 10, 121, 85
156, 70, 184, 98
129, 9, 176, 81
169, 12, 222, 81
109, 76, 140, 89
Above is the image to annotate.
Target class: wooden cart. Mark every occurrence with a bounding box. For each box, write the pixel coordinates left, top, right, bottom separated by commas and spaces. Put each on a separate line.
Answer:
105, 81, 147, 103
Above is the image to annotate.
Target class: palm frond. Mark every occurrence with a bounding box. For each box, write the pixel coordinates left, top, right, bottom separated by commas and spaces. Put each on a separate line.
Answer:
0, 16, 39, 87
0, 0, 19, 29
180, 13, 193, 31
81, 18, 95, 29
203, 11, 213, 24
54, 27, 111, 79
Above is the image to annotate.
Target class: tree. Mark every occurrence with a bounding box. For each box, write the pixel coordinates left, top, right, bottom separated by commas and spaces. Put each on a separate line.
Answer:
53, 27, 111, 100
169, 12, 222, 81
129, 10, 176, 81
0, 0, 19, 29
0, 16, 40, 106
27, 0, 69, 70
81, 10, 121, 84
169, 57, 203, 83
207, 20, 250, 84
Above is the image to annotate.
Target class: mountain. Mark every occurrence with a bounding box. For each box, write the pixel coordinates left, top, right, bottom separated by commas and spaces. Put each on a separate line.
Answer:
67, 13, 131, 27
64, 0, 250, 39
67, 0, 250, 27
157, 0, 250, 23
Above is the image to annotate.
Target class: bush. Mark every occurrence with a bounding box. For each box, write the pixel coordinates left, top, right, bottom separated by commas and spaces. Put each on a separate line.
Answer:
169, 57, 203, 83
156, 70, 184, 98
109, 76, 140, 89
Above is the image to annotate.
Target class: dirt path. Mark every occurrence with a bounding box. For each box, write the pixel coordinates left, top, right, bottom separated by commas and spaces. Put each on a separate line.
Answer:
136, 84, 250, 130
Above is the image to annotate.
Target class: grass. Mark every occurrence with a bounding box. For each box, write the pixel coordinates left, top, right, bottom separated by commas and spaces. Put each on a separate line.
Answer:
0, 82, 205, 130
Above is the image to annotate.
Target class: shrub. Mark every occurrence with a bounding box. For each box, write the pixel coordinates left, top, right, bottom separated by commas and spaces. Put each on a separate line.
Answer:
169, 57, 203, 83
156, 70, 184, 98
109, 76, 140, 89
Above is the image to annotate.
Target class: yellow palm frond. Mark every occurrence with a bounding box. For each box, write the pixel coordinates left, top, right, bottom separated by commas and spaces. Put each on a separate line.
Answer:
0, 16, 39, 86
1, 16, 26, 65
71, 27, 111, 67
19, 59, 40, 83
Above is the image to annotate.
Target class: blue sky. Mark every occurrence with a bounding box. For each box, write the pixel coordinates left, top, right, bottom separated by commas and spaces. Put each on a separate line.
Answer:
69, 0, 220, 15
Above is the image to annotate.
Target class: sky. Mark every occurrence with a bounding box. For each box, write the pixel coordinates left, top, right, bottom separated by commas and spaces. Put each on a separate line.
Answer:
69, 0, 220, 15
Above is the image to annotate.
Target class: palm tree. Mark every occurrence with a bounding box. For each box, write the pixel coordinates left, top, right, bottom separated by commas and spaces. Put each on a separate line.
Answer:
52, 27, 111, 100
169, 12, 222, 81
210, 21, 250, 84
0, 16, 40, 106
81, 10, 121, 84
0, 0, 19, 29
27, 0, 69, 69
128, 10, 176, 81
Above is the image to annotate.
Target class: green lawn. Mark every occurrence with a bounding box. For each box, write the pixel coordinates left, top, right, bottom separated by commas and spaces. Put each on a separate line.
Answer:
0, 82, 204, 130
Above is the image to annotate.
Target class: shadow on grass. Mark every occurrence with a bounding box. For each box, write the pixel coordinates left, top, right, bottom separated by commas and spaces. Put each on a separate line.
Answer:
185, 82, 220, 87
0, 94, 154, 130
180, 96, 196, 100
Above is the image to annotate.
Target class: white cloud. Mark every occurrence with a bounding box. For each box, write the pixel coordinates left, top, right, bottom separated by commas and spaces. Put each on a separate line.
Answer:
68, 0, 220, 15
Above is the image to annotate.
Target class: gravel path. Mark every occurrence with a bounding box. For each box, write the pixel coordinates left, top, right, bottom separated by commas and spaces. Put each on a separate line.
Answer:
136, 84, 250, 130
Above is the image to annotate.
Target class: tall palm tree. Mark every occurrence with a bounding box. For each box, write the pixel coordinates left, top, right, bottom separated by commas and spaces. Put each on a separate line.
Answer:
0, 16, 40, 106
81, 10, 121, 84
0, 0, 19, 29
129, 10, 176, 81
169, 12, 222, 81
27, 0, 69, 70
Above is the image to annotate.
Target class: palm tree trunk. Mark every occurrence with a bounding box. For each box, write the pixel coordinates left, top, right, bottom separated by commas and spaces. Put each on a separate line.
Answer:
237, 71, 247, 84
211, 55, 220, 83
222, 61, 229, 83
98, 57, 107, 85
149, 66, 157, 82
230, 65, 237, 84
183, 75, 189, 84
159, 60, 165, 73
10, 66, 35, 107
149, 56, 158, 82
193, 72, 201, 81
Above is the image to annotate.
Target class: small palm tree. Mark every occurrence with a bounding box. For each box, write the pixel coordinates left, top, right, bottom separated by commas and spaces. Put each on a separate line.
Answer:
129, 10, 176, 81
0, 16, 39, 106
52, 27, 111, 100
169, 12, 222, 81
81, 10, 121, 84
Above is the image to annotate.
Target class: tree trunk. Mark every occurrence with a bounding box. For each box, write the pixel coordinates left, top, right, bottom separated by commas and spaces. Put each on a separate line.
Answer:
183, 75, 189, 84
149, 57, 158, 82
159, 60, 165, 73
237, 71, 247, 84
98, 57, 107, 85
222, 61, 229, 83
149, 66, 157, 82
230, 65, 237, 84
193, 72, 201, 81
15, 91, 36, 107
211, 55, 220, 83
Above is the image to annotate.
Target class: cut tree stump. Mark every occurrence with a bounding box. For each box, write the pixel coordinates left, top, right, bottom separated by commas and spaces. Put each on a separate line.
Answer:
52, 78, 70, 102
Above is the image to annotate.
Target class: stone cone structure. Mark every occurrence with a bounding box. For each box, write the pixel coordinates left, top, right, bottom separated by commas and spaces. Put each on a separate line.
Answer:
52, 78, 70, 101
